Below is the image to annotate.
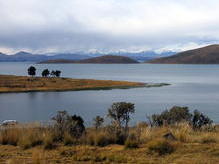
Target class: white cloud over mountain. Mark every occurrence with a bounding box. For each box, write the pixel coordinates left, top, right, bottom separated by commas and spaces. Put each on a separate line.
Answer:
0, 0, 219, 53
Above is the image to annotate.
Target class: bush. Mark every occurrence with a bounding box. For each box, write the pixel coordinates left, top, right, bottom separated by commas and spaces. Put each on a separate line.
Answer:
148, 139, 175, 155
52, 111, 85, 141
105, 125, 127, 145
67, 115, 85, 138
192, 110, 213, 130
149, 106, 192, 126
148, 106, 213, 130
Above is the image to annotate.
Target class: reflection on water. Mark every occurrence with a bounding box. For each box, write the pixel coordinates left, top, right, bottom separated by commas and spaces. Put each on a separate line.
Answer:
0, 62, 219, 125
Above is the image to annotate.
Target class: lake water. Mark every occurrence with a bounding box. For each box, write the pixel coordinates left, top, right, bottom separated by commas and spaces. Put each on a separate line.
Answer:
0, 62, 219, 125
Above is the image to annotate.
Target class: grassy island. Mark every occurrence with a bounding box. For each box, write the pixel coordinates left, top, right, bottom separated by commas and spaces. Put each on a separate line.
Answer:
0, 75, 169, 93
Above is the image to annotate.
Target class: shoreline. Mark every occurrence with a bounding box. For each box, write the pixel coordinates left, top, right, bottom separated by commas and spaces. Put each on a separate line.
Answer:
0, 75, 170, 93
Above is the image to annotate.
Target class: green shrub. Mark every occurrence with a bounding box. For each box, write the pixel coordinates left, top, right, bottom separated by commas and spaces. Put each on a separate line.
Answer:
148, 106, 213, 130
149, 106, 192, 126
52, 111, 85, 141
148, 139, 175, 155
192, 110, 213, 130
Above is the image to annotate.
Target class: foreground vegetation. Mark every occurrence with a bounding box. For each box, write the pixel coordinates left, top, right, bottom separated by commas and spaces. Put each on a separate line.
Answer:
0, 75, 153, 93
0, 103, 218, 163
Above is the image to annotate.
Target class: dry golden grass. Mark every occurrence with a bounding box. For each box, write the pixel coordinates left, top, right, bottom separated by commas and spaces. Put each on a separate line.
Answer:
0, 74, 147, 93
0, 123, 219, 163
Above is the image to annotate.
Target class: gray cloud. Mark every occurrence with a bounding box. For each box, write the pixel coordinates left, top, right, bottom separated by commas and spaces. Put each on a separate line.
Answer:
1, 0, 219, 53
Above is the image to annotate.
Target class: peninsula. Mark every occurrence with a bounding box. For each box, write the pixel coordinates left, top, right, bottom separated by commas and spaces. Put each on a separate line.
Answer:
0, 75, 169, 93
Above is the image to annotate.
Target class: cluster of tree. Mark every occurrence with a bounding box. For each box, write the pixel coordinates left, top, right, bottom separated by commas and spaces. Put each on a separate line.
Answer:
42, 69, 61, 77
52, 102, 135, 143
51, 103, 213, 144
147, 106, 213, 129
27, 66, 61, 77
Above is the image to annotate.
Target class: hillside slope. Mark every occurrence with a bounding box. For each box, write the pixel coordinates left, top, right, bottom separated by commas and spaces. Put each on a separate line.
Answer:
148, 45, 219, 64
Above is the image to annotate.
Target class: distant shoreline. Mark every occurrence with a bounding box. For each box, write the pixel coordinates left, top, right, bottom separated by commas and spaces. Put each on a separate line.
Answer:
0, 75, 170, 93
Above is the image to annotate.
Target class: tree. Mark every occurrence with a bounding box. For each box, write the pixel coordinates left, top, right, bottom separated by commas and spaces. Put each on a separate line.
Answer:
93, 116, 104, 129
108, 102, 135, 131
51, 70, 56, 77
52, 111, 69, 140
51, 70, 61, 77
28, 66, 36, 77
55, 70, 61, 77
41, 69, 50, 77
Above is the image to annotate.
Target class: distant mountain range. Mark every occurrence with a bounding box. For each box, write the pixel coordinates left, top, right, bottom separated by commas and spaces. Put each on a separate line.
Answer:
148, 44, 219, 64
0, 51, 176, 62
39, 55, 139, 64
0, 51, 91, 62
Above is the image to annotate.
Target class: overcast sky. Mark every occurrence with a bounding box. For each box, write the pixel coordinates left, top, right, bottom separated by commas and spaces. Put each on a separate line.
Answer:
1, 0, 219, 54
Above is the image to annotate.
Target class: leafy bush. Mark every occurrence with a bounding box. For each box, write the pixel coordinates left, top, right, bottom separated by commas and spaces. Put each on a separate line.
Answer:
148, 139, 175, 155
52, 111, 85, 141
149, 106, 192, 126
105, 125, 127, 145
192, 110, 213, 130
148, 106, 213, 130
67, 115, 85, 138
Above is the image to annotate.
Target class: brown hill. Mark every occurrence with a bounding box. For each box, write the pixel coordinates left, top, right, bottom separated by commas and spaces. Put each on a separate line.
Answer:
39, 55, 139, 64
148, 44, 219, 64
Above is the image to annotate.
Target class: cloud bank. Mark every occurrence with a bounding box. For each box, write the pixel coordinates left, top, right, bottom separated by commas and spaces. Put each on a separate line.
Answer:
1, 0, 219, 54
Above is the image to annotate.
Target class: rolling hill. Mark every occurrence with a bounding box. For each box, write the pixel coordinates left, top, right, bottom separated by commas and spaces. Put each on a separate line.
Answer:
39, 55, 139, 64
148, 44, 219, 64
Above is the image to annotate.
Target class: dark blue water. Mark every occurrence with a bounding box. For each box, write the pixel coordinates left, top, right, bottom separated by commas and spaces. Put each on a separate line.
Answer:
0, 62, 219, 125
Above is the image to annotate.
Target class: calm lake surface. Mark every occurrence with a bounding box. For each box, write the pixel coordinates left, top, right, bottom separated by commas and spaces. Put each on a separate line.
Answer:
0, 62, 219, 125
